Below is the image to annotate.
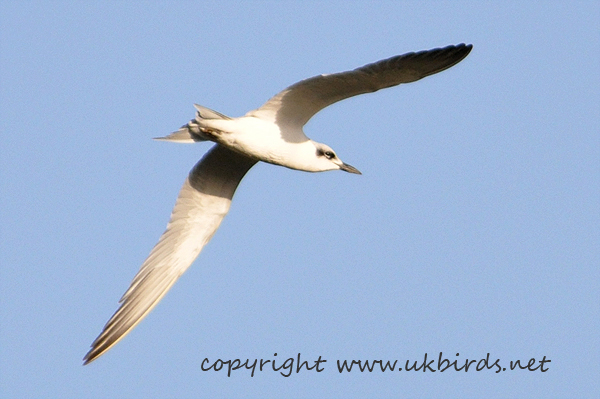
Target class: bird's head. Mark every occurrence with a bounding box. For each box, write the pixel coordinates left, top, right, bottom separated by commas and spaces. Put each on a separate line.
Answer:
310, 142, 361, 174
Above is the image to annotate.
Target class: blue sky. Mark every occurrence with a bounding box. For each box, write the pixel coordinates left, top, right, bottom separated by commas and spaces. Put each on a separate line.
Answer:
1, 1, 598, 397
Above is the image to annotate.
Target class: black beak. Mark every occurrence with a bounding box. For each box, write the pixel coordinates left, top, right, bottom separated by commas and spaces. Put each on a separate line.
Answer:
339, 162, 362, 175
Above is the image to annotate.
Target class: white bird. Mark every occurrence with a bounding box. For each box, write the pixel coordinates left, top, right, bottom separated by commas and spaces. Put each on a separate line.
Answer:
84, 44, 472, 364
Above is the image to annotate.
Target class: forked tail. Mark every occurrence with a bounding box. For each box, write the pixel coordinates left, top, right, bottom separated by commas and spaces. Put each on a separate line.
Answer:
154, 104, 232, 143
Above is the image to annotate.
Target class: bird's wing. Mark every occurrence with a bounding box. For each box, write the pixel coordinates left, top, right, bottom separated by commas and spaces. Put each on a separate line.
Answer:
247, 44, 472, 129
83, 145, 257, 364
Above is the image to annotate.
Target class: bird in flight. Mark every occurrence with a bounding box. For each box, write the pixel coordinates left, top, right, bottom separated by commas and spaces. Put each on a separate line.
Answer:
84, 43, 473, 364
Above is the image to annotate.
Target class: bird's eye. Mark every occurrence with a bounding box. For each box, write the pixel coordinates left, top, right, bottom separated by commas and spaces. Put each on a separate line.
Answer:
324, 151, 335, 159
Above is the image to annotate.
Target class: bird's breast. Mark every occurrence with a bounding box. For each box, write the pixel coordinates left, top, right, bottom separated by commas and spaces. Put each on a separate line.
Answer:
201, 116, 308, 166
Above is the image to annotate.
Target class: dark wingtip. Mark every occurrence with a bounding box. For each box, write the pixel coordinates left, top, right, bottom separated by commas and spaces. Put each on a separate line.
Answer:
82, 347, 99, 366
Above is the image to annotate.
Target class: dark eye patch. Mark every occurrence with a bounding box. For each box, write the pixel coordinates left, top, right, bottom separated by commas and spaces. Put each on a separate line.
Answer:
316, 148, 336, 160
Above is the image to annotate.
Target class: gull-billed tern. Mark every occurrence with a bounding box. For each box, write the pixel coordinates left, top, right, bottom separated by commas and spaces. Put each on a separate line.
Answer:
84, 44, 472, 364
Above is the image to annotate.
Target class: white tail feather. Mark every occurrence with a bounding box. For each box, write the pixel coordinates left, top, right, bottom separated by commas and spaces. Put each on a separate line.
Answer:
154, 105, 231, 142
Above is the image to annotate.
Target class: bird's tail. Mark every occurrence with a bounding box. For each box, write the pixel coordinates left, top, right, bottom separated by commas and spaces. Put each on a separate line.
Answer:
154, 104, 231, 143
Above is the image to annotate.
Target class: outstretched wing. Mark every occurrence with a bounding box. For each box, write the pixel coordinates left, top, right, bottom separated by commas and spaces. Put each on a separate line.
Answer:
247, 44, 472, 128
84, 145, 257, 364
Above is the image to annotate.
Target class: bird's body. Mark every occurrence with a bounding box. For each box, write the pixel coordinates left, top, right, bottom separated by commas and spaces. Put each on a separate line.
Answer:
192, 115, 315, 170
168, 104, 352, 172
84, 44, 472, 364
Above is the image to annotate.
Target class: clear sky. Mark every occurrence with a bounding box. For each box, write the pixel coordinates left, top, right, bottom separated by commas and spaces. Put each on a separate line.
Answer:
1, 1, 598, 398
